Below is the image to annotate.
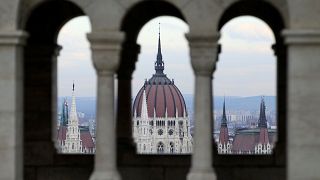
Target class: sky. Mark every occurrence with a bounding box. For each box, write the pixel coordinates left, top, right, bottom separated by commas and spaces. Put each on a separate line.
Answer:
57, 16, 276, 98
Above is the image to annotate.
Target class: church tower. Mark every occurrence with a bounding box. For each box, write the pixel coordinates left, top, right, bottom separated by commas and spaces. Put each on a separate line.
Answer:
255, 97, 272, 154
63, 83, 83, 153
218, 98, 232, 154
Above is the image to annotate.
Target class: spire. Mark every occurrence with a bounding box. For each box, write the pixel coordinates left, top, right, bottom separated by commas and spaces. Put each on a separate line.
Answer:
219, 97, 229, 146
141, 89, 149, 120
221, 97, 228, 127
155, 23, 164, 74
258, 97, 268, 128
63, 82, 82, 153
69, 82, 79, 125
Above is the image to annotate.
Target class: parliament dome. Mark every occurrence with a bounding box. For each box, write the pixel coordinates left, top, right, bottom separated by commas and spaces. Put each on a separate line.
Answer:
133, 28, 187, 118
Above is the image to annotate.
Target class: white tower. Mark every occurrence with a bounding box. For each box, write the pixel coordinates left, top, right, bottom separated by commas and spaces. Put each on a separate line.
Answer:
63, 83, 83, 153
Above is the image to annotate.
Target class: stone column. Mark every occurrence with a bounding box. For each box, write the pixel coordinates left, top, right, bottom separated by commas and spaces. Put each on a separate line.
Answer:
51, 45, 62, 149
0, 31, 27, 180
116, 43, 140, 151
186, 33, 219, 180
88, 31, 124, 180
24, 44, 62, 163
283, 30, 320, 180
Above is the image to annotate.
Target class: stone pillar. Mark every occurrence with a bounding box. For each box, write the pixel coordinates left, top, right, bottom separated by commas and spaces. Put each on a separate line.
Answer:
283, 30, 320, 180
116, 43, 140, 151
24, 44, 62, 166
88, 31, 124, 180
186, 33, 219, 180
51, 45, 62, 149
0, 31, 27, 180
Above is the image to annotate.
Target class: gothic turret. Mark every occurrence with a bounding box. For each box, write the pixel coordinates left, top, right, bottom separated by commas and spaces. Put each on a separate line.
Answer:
255, 97, 272, 154
63, 82, 82, 153
258, 97, 269, 144
258, 97, 268, 128
218, 98, 231, 154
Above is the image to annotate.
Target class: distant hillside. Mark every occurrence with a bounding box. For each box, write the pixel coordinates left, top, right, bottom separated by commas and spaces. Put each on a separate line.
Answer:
58, 95, 276, 118
182, 95, 276, 112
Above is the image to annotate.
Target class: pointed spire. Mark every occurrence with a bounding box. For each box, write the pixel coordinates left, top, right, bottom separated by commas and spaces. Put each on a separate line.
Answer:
141, 89, 149, 120
155, 22, 164, 74
69, 82, 79, 125
219, 97, 229, 146
221, 97, 228, 127
258, 96, 268, 128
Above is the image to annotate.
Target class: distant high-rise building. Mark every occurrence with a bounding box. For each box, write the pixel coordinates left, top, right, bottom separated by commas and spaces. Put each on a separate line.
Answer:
132, 25, 192, 154
60, 98, 69, 127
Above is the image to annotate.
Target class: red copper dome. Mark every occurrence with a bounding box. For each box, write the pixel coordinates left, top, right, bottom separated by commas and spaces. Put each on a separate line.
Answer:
133, 26, 187, 118
133, 77, 187, 118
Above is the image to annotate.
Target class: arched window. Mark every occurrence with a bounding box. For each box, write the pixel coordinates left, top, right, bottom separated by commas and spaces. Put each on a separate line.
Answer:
157, 142, 165, 153
170, 142, 174, 153
130, 16, 193, 155
56, 16, 96, 154
215, 16, 277, 155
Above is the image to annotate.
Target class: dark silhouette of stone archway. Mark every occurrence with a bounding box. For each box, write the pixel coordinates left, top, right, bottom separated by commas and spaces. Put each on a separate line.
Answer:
23, 1, 93, 179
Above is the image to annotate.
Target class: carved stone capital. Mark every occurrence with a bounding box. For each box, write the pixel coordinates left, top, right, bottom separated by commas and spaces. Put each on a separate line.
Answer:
0, 31, 28, 46
283, 29, 320, 45
87, 31, 124, 75
186, 33, 220, 76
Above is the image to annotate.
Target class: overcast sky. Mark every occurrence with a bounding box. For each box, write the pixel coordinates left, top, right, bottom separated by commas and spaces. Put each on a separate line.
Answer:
57, 16, 276, 97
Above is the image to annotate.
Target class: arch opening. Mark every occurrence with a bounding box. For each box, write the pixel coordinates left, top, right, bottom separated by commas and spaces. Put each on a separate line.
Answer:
23, 3, 95, 175
56, 16, 96, 154
215, 16, 277, 155
128, 16, 193, 155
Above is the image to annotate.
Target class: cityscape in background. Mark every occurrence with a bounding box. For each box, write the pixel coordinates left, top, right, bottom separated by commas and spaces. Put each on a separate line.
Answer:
56, 16, 276, 155
56, 95, 277, 154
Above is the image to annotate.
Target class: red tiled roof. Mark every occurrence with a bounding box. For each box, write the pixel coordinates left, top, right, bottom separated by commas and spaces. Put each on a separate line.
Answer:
232, 128, 276, 153
80, 131, 95, 149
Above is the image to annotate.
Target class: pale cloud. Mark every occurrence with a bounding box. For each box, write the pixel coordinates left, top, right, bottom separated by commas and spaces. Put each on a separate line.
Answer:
57, 16, 96, 97
58, 15, 276, 98
219, 16, 275, 56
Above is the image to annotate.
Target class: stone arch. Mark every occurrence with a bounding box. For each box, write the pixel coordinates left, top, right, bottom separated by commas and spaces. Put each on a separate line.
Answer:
121, 0, 186, 42
218, 1, 286, 41
24, 0, 86, 44
22, 1, 93, 179
214, 1, 287, 179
